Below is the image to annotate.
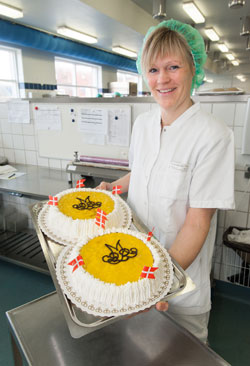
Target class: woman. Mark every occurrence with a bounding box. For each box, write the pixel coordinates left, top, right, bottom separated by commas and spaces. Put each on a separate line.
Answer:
98, 19, 235, 343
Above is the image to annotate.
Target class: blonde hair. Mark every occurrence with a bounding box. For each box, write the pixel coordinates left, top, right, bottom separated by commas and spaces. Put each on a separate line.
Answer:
141, 27, 194, 75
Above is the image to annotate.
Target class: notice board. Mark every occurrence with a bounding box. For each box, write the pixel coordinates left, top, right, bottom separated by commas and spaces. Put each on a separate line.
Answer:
32, 103, 131, 161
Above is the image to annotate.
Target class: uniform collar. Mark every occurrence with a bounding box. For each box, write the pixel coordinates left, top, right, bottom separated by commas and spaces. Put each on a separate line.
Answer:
158, 101, 200, 129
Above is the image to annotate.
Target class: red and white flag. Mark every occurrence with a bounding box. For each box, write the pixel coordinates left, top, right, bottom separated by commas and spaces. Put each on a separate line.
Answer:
112, 185, 122, 195
68, 255, 84, 273
140, 266, 158, 279
76, 179, 86, 188
147, 227, 155, 242
48, 195, 58, 206
95, 208, 108, 229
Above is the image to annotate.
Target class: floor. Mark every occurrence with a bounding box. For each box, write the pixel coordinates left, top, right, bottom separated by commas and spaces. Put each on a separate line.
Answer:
1, 260, 250, 366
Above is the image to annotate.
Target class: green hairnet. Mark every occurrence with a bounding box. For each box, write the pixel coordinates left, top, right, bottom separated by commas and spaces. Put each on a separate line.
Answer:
137, 19, 207, 93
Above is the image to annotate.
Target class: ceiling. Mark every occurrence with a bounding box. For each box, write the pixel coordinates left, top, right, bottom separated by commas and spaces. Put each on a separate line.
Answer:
3, 0, 250, 78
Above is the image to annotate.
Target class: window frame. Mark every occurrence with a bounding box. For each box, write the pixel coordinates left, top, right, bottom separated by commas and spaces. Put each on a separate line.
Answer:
0, 45, 24, 99
55, 56, 102, 97
117, 69, 142, 94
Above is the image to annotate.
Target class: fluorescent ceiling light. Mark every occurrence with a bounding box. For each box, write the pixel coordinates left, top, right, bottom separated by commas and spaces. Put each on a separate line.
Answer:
204, 28, 220, 42
236, 74, 246, 81
225, 53, 235, 61
217, 43, 229, 52
112, 46, 137, 58
232, 60, 239, 66
57, 27, 97, 44
183, 1, 205, 24
0, 2, 23, 18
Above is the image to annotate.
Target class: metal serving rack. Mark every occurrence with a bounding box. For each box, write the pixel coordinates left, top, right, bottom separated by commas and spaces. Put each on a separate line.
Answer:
30, 201, 195, 339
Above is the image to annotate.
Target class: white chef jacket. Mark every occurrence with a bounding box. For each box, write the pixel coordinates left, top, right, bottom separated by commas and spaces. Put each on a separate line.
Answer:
128, 102, 235, 315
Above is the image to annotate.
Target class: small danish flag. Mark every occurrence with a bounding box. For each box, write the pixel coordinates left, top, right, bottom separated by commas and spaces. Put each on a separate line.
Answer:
95, 208, 108, 229
48, 195, 58, 206
147, 227, 155, 242
76, 179, 86, 188
112, 185, 122, 195
140, 266, 158, 279
68, 255, 84, 273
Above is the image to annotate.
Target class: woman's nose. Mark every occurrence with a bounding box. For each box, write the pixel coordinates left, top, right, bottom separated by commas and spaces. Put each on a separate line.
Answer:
157, 69, 171, 83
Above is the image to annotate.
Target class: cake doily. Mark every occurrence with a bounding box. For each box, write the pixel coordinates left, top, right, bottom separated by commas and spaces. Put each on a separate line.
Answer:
38, 196, 132, 246
56, 234, 174, 317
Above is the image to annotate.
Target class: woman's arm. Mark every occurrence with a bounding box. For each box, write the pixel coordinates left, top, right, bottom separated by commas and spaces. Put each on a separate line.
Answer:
156, 207, 215, 312
97, 172, 131, 193
168, 207, 216, 270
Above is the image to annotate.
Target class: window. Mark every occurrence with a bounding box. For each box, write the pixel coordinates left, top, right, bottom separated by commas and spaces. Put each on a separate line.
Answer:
117, 70, 142, 93
0, 45, 23, 99
55, 57, 101, 97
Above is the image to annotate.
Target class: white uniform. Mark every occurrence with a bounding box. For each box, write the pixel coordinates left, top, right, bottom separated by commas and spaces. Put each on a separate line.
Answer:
128, 102, 235, 315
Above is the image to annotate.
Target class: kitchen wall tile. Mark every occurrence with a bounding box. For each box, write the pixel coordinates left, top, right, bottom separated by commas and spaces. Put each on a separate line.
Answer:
0, 135, 3, 148
25, 151, 37, 165
225, 210, 247, 228
2, 133, 13, 149
235, 191, 249, 212
235, 170, 250, 192
2, 134, 13, 149
37, 154, 49, 168
15, 150, 26, 164
48, 158, 61, 170
23, 135, 36, 150
3, 148, 15, 163
212, 103, 235, 127
234, 103, 247, 127
1, 119, 12, 133
0, 103, 8, 118
22, 123, 35, 136
235, 149, 250, 169
233, 126, 243, 149
247, 214, 250, 228
61, 159, 70, 170
216, 227, 224, 246
13, 135, 24, 150
218, 210, 225, 227
0, 148, 4, 156
11, 123, 22, 135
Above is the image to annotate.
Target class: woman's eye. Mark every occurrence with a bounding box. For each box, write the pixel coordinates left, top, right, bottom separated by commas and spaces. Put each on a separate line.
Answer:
148, 68, 157, 73
169, 65, 180, 71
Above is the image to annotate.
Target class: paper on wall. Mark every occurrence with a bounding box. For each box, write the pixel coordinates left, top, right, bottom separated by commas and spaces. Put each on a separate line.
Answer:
8, 100, 30, 124
78, 108, 108, 134
34, 105, 62, 130
107, 109, 130, 146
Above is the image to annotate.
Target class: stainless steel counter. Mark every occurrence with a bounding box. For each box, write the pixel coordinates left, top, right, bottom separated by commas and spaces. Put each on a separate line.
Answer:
0, 164, 106, 199
6, 291, 230, 366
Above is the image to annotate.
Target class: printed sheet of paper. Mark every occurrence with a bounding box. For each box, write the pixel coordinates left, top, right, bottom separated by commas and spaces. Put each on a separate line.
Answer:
107, 109, 131, 146
34, 105, 62, 130
78, 108, 108, 134
8, 100, 30, 124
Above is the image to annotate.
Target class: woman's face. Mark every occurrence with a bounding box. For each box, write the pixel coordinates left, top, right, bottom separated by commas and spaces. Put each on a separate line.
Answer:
146, 52, 195, 121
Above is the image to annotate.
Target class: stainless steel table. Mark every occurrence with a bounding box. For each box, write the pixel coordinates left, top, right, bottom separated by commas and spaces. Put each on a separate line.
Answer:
6, 291, 230, 366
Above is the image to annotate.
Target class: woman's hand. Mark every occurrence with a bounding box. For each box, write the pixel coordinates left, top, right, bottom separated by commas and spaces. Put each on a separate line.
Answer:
155, 301, 169, 312
96, 181, 112, 190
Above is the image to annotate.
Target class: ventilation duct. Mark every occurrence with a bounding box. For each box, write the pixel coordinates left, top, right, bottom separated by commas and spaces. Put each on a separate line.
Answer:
228, 0, 245, 9
153, 0, 167, 21
0, 19, 137, 73
240, 16, 250, 36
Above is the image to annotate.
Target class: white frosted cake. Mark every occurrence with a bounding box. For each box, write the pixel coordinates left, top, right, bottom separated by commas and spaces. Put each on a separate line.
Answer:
43, 188, 131, 243
56, 228, 174, 315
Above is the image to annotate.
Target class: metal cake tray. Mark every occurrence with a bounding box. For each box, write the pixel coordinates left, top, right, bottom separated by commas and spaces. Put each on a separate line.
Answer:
30, 201, 195, 338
